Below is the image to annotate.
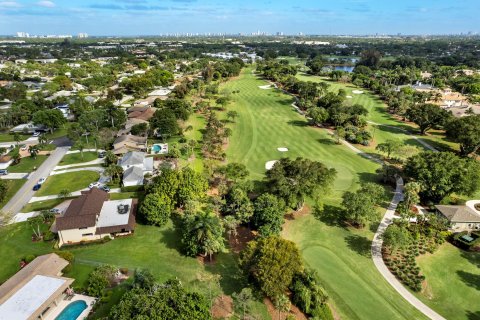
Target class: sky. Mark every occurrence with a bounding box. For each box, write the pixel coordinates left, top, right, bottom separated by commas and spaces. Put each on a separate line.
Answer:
0, 0, 478, 36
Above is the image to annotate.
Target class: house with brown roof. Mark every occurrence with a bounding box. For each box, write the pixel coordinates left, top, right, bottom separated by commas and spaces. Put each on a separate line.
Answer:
127, 106, 157, 121
112, 134, 147, 155
435, 200, 480, 232
54, 188, 136, 247
0, 254, 75, 320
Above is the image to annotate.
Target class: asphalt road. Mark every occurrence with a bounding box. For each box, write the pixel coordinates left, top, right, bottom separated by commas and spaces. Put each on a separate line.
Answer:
1, 146, 70, 217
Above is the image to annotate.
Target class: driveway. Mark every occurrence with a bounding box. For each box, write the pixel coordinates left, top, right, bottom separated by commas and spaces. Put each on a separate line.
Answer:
1, 146, 70, 218
0, 173, 29, 179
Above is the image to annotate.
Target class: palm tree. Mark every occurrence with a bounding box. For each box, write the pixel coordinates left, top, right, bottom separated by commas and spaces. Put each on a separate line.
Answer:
223, 215, 239, 243
273, 294, 291, 320
188, 211, 225, 261
13, 133, 21, 146
77, 142, 84, 160
105, 164, 123, 182
59, 189, 72, 199
38, 134, 48, 145
28, 145, 39, 159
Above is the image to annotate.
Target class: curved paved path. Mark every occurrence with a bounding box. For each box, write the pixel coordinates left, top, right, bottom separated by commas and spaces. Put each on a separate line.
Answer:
283, 83, 444, 319
371, 177, 445, 320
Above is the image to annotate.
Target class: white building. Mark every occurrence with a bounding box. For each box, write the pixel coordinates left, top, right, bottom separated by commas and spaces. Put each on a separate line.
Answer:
118, 151, 154, 187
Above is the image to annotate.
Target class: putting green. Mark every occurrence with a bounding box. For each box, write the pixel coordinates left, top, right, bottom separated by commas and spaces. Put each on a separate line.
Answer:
223, 68, 427, 319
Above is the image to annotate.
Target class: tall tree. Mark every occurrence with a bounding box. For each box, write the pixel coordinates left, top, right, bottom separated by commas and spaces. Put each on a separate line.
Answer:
445, 115, 480, 156
253, 193, 286, 236
266, 157, 337, 210
240, 236, 303, 299
406, 104, 451, 135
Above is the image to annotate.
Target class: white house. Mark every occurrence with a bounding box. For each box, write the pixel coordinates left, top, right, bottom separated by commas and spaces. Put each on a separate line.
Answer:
118, 151, 154, 187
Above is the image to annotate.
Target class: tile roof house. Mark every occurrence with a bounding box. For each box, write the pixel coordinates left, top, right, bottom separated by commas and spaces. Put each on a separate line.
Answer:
435, 201, 480, 232
112, 134, 147, 155
54, 188, 136, 247
0, 253, 74, 320
117, 118, 149, 137
118, 151, 154, 187
127, 106, 157, 121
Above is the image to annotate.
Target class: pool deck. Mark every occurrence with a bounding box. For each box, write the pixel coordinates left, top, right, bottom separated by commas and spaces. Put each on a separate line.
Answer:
44, 294, 96, 320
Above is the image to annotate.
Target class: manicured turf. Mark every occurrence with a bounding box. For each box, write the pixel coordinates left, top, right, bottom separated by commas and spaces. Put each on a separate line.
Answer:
295, 73, 458, 154
223, 68, 426, 319
416, 243, 480, 320
20, 198, 72, 213
0, 179, 27, 208
59, 151, 99, 165
35, 171, 100, 196
0, 133, 29, 143
7, 155, 48, 173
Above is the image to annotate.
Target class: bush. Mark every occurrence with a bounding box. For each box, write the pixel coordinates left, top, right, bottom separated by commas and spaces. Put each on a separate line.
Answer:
43, 230, 55, 242
55, 251, 74, 263
25, 254, 36, 263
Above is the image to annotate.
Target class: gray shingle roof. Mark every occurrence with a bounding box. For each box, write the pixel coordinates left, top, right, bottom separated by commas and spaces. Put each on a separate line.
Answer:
435, 205, 480, 223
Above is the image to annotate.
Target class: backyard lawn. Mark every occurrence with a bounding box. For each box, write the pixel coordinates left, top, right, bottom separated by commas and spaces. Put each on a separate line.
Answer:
59, 151, 99, 165
416, 243, 480, 320
7, 155, 48, 173
222, 68, 427, 319
35, 171, 100, 196
0, 221, 269, 319
0, 133, 29, 143
20, 198, 72, 213
0, 179, 27, 208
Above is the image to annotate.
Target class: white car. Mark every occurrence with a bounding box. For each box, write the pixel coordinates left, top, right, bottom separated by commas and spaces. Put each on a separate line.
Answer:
37, 177, 46, 185
89, 182, 101, 189
32, 132, 41, 137
20, 145, 27, 151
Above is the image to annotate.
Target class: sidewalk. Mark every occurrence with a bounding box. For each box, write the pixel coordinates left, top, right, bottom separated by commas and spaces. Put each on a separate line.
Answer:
54, 158, 105, 170
50, 166, 105, 175
29, 187, 122, 202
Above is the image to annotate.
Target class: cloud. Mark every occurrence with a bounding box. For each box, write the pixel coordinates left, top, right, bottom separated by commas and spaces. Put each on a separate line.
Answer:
37, 1, 55, 8
0, 1, 22, 8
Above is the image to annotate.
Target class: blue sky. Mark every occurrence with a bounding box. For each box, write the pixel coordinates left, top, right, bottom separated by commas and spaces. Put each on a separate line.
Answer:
0, 0, 478, 36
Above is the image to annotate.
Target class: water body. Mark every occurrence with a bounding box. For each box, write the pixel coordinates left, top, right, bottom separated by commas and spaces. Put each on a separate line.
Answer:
325, 65, 355, 73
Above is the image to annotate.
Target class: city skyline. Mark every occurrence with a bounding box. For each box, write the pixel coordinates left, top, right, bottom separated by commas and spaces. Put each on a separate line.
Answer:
0, 0, 479, 36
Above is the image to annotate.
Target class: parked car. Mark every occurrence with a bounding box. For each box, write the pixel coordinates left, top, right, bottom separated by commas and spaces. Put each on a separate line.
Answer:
98, 151, 106, 158
37, 177, 46, 185
20, 145, 27, 151
49, 208, 61, 214
32, 132, 41, 137
101, 185, 110, 192
89, 182, 101, 189
33, 184, 41, 191
0, 169, 8, 175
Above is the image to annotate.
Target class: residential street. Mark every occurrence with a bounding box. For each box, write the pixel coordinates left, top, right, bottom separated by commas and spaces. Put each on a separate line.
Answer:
1, 146, 70, 217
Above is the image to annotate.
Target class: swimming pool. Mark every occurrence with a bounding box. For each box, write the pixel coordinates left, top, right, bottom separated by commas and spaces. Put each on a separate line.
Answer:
55, 300, 87, 320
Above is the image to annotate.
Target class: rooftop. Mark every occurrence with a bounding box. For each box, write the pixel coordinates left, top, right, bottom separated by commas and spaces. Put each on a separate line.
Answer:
435, 204, 480, 223
97, 199, 133, 228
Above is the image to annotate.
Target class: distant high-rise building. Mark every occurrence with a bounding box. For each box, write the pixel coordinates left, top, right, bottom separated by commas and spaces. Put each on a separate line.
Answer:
16, 32, 29, 38
77, 33, 89, 38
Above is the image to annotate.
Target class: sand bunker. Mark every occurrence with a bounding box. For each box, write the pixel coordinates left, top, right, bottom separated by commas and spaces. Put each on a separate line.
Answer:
352, 90, 364, 94
346, 95, 353, 99
265, 160, 278, 170
277, 147, 289, 152
258, 85, 272, 90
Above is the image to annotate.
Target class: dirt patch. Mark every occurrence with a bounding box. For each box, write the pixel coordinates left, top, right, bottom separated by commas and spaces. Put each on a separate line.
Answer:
328, 302, 341, 320
264, 297, 307, 320
212, 295, 234, 319
229, 226, 256, 254
197, 254, 217, 266
285, 204, 311, 221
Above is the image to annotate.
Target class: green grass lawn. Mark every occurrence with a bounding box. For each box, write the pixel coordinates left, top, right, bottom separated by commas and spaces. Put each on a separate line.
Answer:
0, 179, 27, 208
0, 221, 269, 318
416, 243, 480, 320
21, 198, 72, 213
7, 155, 48, 173
295, 73, 458, 154
35, 171, 100, 196
59, 151, 99, 165
0, 133, 29, 143
222, 68, 427, 319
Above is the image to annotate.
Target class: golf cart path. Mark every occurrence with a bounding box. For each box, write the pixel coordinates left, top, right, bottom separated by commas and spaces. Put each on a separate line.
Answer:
271, 75, 444, 319
367, 121, 438, 152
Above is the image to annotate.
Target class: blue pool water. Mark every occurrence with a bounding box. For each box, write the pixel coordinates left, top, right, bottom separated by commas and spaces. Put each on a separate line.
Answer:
55, 300, 87, 320
152, 144, 161, 152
